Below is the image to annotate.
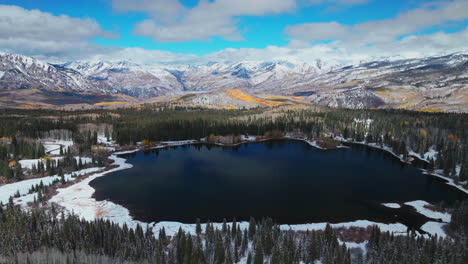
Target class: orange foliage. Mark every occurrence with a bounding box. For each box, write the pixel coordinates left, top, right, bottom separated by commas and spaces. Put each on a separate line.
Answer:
421, 129, 427, 137
141, 139, 151, 145
448, 134, 458, 142
225, 89, 283, 107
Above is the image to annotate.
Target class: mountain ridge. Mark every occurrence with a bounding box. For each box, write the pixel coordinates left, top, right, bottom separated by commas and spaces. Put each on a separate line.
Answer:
0, 51, 466, 112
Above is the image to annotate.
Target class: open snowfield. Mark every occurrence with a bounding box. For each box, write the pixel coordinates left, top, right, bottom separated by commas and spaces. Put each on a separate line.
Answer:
42, 139, 74, 155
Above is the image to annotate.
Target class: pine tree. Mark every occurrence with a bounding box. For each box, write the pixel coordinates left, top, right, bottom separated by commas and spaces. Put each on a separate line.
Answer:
459, 163, 467, 182
232, 217, 237, 236
246, 252, 253, 264
254, 242, 264, 264
214, 235, 225, 264
249, 217, 256, 239
14, 162, 23, 181
195, 218, 202, 236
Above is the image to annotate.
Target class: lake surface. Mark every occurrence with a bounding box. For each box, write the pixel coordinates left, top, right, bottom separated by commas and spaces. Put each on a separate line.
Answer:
90, 140, 466, 228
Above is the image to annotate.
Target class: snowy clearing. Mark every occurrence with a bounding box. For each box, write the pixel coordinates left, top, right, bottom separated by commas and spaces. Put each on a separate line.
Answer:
42, 139, 74, 155
0, 167, 102, 204
19, 156, 92, 169
97, 135, 114, 145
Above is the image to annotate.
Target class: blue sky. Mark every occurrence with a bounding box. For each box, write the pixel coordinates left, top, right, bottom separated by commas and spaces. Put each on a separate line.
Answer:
0, 0, 467, 62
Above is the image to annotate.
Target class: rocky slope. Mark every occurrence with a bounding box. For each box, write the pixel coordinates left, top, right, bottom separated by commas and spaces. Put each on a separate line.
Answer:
0, 51, 466, 111
0, 52, 111, 93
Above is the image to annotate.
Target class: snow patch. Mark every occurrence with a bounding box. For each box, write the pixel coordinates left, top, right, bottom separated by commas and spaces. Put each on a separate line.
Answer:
0, 167, 102, 204
404, 200, 451, 222
19, 156, 91, 169
42, 139, 74, 155
280, 220, 408, 234
421, 222, 447, 238
382, 203, 401, 209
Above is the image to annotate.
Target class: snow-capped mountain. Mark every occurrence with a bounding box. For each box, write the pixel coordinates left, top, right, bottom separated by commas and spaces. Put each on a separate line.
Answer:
0, 51, 466, 111
58, 58, 342, 97
0, 52, 109, 93
62, 61, 184, 97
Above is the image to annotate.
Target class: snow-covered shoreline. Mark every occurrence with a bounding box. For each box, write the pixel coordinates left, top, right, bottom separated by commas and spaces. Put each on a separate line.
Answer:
0, 137, 459, 248
44, 139, 454, 243
336, 138, 468, 195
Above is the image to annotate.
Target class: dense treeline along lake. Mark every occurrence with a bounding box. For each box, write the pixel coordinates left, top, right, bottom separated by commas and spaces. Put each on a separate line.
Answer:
91, 140, 466, 229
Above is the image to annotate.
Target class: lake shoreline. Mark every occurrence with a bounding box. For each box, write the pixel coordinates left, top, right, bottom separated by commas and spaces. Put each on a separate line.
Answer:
44, 137, 465, 244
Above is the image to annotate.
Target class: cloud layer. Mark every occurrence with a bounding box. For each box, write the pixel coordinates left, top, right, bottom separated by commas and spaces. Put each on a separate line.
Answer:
0, 1, 467, 65
286, 0, 468, 45
114, 0, 297, 42
0, 5, 115, 58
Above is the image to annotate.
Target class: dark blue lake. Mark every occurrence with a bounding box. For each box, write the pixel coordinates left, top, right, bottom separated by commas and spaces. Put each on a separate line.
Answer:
90, 140, 465, 228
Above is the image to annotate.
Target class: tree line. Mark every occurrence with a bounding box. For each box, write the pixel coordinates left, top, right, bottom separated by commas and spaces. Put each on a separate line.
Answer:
0, 200, 467, 263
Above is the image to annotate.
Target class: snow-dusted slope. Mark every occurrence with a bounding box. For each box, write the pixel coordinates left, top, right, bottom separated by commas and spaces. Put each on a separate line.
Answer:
1, 51, 467, 111
0, 52, 109, 93
63, 61, 184, 97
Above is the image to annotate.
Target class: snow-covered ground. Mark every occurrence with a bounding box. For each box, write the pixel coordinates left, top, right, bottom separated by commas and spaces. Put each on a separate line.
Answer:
339, 240, 367, 253
0, 167, 102, 204
284, 135, 327, 150
333, 137, 468, 194
240, 135, 257, 141
49, 150, 140, 227
19, 157, 62, 169
160, 140, 198, 146
421, 169, 468, 194
420, 222, 447, 238
382, 203, 401, 209
405, 200, 451, 238
409, 147, 438, 162
42, 139, 74, 155
405, 200, 451, 222
1, 138, 454, 246
19, 156, 92, 169
97, 135, 114, 145
303, 139, 326, 150
280, 220, 407, 234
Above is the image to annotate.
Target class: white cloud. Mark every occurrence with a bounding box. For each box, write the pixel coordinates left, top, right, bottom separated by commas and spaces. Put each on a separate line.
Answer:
88, 47, 198, 65
1, 1, 467, 66
203, 28, 468, 63
27, 27, 468, 66
112, 0, 186, 24
308, 0, 370, 5
286, 0, 468, 46
114, 0, 297, 42
0, 5, 115, 58
285, 22, 351, 42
